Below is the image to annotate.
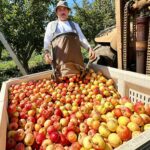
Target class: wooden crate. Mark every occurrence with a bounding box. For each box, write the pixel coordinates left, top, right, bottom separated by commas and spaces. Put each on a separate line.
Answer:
0, 65, 150, 150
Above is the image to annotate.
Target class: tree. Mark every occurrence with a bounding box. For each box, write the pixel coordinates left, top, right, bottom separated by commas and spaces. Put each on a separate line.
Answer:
72, 0, 115, 45
0, 0, 57, 71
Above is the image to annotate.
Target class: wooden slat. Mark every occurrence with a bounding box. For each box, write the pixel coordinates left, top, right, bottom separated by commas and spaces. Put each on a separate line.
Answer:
0, 32, 27, 75
115, 0, 123, 69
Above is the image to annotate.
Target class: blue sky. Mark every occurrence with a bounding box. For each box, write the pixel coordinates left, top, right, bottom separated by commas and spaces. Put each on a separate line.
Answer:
67, 0, 94, 8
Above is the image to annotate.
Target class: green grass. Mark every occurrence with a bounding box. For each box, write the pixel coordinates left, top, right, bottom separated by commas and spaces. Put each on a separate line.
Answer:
0, 50, 16, 70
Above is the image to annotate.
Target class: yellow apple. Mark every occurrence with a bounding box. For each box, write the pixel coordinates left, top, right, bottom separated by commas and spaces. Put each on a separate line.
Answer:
108, 133, 122, 148
83, 135, 93, 149
107, 119, 118, 132
92, 133, 106, 150
127, 122, 140, 132
144, 123, 150, 131
118, 116, 130, 126
99, 124, 111, 138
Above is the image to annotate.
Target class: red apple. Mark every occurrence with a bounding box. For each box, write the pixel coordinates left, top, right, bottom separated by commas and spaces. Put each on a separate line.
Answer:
15, 142, 25, 150
113, 108, 122, 118
47, 125, 56, 135
116, 125, 132, 141
145, 104, 150, 115
6, 138, 16, 149
60, 133, 70, 146
14, 129, 25, 141
134, 101, 145, 114
121, 107, 132, 118
36, 133, 46, 145
49, 131, 60, 143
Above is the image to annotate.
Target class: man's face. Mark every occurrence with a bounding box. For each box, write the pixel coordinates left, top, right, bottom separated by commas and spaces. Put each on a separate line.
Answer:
56, 6, 70, 21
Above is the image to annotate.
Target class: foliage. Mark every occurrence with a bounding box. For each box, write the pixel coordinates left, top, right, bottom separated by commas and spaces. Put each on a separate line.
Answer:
72, 0, 115, 44
0, 0, 57, 71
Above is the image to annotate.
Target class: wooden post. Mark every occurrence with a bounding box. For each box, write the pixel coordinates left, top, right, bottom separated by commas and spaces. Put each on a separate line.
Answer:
0, 32, 28, 75
115, 0, 123, 69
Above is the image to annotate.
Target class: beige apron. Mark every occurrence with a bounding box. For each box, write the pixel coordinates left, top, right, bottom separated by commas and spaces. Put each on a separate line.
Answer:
50, 32, 85, 78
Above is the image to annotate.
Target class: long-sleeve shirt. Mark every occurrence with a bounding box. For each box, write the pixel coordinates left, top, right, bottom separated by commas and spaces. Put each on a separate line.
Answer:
44, 20, 91, 50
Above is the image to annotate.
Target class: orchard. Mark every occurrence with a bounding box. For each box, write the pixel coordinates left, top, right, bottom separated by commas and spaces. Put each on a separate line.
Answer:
6, 69, 150, 150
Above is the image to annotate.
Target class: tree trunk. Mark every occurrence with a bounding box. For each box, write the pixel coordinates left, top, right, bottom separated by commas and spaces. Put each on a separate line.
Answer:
0, 49, 2, 59
23, 61, 29, 73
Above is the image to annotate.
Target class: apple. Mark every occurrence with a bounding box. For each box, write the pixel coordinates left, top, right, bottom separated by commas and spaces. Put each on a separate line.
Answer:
60, 133, 70, 146
91, 120, 100, 130
99, 124, 110, 138
144, 123, 150, 131
140, 114, 150, 124
113, 108, 122, 118
124, 102, 134, 111
82, 135, 93, 149
78, 132, 87, 145
134, 101, 145, 114
127, 121, 140, 132
8, 122, 18, 130
25, 122, 34, 132
37, 116, 45, 126
6, 138, 16, 149
145, 104, 150, 115
41, 139, 52, 149
121, 107, 132, 117
79, 122, 89, 133
18, 119, 26, 128
36, 133, 46, 145
45, 144, 55, 150
104, 101, 114, 111
15, 129, 25, 141
130, 113, 144, 126
88, 129, 97, 137
34, 123, 41, 132
24, 133, 35, 146
119, 96, 131, 104
47, 125, 56, 135
7, 130, 16, 138
15, 142, 25, 150
49, 131, 60, 143
118, 116, 130, 126
107, 119, 118, 132
92, 133, 106, 150
67, 131, 77, 143
108, 133, 122, 148
69, 142, 81, 150
54, 144, 65, 150
104, 142, 113, 150
44, 119, 52, 129
54, 108, 63, 117
95, 105, 107, 115
116, 125, 132, 141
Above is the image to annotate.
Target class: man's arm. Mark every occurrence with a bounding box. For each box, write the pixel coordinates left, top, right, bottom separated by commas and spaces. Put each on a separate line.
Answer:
43, 23, 53, 64
74, 23, 95, 60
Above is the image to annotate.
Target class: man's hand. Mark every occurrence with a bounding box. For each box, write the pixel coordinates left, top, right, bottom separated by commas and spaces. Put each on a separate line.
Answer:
44, 51, 52, 64
89, 48, 96, 60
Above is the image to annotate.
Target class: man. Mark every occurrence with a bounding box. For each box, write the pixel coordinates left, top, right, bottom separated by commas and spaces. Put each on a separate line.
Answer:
44, 0, 95, 78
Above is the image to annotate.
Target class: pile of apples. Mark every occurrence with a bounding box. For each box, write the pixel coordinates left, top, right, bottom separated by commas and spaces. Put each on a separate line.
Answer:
6, 69, 150, 150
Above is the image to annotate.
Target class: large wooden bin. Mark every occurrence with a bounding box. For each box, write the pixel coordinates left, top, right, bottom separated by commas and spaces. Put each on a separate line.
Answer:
0, 64, 150, 150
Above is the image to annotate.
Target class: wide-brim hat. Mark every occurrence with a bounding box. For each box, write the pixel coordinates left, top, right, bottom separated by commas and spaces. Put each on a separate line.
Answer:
55, 0, 71, 12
